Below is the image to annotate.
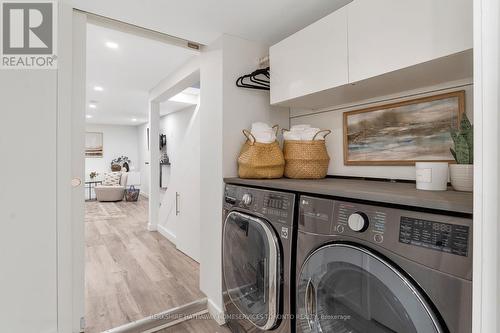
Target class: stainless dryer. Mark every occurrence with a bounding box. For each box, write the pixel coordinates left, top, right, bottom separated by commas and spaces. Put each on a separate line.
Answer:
222, 185, 296, 332
296, 195, 472, 333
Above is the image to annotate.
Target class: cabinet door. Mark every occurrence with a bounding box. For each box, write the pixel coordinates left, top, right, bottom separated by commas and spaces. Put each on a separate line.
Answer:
348, 0, 473, 83
270, 6, 349, 105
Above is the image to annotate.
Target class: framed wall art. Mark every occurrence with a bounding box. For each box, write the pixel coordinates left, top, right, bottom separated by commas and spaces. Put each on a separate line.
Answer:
343, 91, 465, 165
85, 132, 103, 158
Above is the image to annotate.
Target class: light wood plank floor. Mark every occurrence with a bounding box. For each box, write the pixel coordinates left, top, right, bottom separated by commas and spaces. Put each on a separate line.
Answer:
156, 314, 231, 333
85, 197, 205, 333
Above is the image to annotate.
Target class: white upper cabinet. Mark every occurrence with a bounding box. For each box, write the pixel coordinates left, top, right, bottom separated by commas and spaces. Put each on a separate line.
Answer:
269, 0, 473, 107
347, 0, 473, 83
270, 6, 349, 105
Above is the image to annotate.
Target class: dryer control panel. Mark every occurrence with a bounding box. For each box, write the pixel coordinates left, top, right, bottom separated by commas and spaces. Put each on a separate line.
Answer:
298, 195, 473, 280
335, 201, 388, 243
224, 185, 295, 226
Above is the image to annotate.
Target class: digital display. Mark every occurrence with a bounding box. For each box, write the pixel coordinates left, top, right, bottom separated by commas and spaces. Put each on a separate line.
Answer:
399, 217, 469, 256
264, 195, 286, 210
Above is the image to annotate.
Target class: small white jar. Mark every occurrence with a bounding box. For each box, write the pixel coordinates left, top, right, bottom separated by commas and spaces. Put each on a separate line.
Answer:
415, 162, 449, 191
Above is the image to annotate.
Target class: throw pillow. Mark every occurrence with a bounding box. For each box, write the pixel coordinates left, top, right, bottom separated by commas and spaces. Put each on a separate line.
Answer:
102, 172, 122, 186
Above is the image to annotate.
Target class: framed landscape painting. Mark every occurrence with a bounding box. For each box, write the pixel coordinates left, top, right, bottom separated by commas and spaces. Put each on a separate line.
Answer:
85, 132, 103, 157
343, 91, 465, 165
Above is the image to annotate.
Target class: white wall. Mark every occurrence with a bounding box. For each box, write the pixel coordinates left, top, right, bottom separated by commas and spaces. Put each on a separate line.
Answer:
0, 70, 59, 333
157, 105, 201, 261
290, 81, 473, 180
85, 124, 139, 178
199, 34, 290, 320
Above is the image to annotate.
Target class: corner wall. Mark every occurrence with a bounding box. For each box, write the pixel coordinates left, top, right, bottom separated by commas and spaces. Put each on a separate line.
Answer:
199, 34, 290, 319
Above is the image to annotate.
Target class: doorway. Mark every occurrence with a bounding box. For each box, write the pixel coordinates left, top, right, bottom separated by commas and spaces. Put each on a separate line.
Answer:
80, 14, 205, 333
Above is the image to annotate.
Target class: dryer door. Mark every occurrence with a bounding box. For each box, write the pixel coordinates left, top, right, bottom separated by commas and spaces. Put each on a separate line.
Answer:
222, 211, 281, 330
297, 243, 445, 333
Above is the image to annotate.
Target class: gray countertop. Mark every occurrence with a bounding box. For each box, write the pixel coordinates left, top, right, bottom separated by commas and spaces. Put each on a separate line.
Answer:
224, 177, 473, 215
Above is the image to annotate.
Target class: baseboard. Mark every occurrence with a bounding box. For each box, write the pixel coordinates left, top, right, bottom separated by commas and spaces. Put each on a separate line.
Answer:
147, 223, 157, 232
157, 224, 176, 243
140, 191, 149, 198
207, 298, 226, 325
102, 298, 207, 333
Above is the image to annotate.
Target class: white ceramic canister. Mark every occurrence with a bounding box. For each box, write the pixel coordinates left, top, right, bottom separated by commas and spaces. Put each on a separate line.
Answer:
415, 162, 449, 191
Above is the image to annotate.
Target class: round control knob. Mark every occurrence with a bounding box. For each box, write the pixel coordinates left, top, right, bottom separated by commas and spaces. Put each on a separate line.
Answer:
242, 193, 253, 206
347, 212, 369, 232
374, 234, 384, 243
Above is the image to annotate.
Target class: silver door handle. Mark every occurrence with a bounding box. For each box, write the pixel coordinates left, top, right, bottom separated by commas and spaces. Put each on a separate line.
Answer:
305, 278, 316, 330
175, 192, 180, 216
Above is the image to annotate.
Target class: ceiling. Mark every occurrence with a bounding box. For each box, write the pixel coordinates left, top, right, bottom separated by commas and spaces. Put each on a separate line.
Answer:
86, 23, 198, 126
71, 0, 351, 46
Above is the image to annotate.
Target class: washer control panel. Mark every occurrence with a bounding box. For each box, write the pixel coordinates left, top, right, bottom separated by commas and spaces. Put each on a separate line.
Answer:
224, 185, 295, 225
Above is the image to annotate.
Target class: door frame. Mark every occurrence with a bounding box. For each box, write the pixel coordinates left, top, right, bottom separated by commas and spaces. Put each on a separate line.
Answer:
147, 58, 201, 233
57, 6, 203, 331
56, 4, 86, 332
472, 0, 500, 332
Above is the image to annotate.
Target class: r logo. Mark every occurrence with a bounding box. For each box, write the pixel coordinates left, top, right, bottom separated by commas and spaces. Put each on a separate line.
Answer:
2, 2, 53, 54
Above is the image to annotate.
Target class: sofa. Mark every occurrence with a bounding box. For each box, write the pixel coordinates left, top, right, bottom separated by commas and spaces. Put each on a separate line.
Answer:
95, 172, 128, 202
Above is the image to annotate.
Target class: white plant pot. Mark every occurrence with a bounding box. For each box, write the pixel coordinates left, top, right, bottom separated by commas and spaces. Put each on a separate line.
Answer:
415, 162, 449, 191
449, 164, 473, 192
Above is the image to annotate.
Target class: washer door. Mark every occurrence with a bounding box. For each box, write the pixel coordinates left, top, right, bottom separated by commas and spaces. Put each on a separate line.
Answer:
222, 211, 281, 330
297, 243, 445, 333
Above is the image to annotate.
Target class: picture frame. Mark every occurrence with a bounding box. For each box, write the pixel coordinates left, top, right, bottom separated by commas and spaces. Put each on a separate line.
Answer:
343, 91, 465, 166
85, 132, 103, 158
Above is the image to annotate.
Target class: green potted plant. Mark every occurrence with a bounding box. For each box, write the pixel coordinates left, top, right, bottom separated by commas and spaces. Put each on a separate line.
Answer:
449, 114, 473, 192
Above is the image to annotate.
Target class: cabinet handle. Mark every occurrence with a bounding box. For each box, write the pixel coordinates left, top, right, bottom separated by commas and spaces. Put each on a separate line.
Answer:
175, 192, 180, 216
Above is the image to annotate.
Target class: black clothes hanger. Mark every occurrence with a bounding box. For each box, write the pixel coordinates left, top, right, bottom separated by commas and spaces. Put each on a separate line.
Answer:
236, 67, 270, 90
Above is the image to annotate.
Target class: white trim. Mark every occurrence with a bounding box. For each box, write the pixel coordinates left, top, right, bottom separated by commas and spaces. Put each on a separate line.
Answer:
57, 3, 87, 333
148, 102, 161, 231
142, 310, 208, 333
472, 0, 500, 332
207, 298, 226, 326
157, 224, 177, 243
102, 298, 207, 333
81, 10, 203, 52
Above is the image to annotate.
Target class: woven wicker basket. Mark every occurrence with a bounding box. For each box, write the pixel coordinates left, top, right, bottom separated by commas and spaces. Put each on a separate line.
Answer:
238, 127, 285, 179
283, 129, 331, 179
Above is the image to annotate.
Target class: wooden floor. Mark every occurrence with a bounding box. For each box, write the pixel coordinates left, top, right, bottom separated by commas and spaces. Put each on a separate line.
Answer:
85, 197, 205, 333
156, 314, 232, 333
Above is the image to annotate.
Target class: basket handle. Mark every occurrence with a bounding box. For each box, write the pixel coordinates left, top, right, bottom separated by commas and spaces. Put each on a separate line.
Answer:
272, 125, 279, 136
313, 129, 332, 140
242, 129, 256, 145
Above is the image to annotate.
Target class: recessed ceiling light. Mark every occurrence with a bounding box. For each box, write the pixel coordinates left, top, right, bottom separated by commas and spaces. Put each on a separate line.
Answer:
105, 41, 119, 49
94, 86, 103, 92
89, 103, 97, 109
86, 115, 93, 119
131, 118, 138, 122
